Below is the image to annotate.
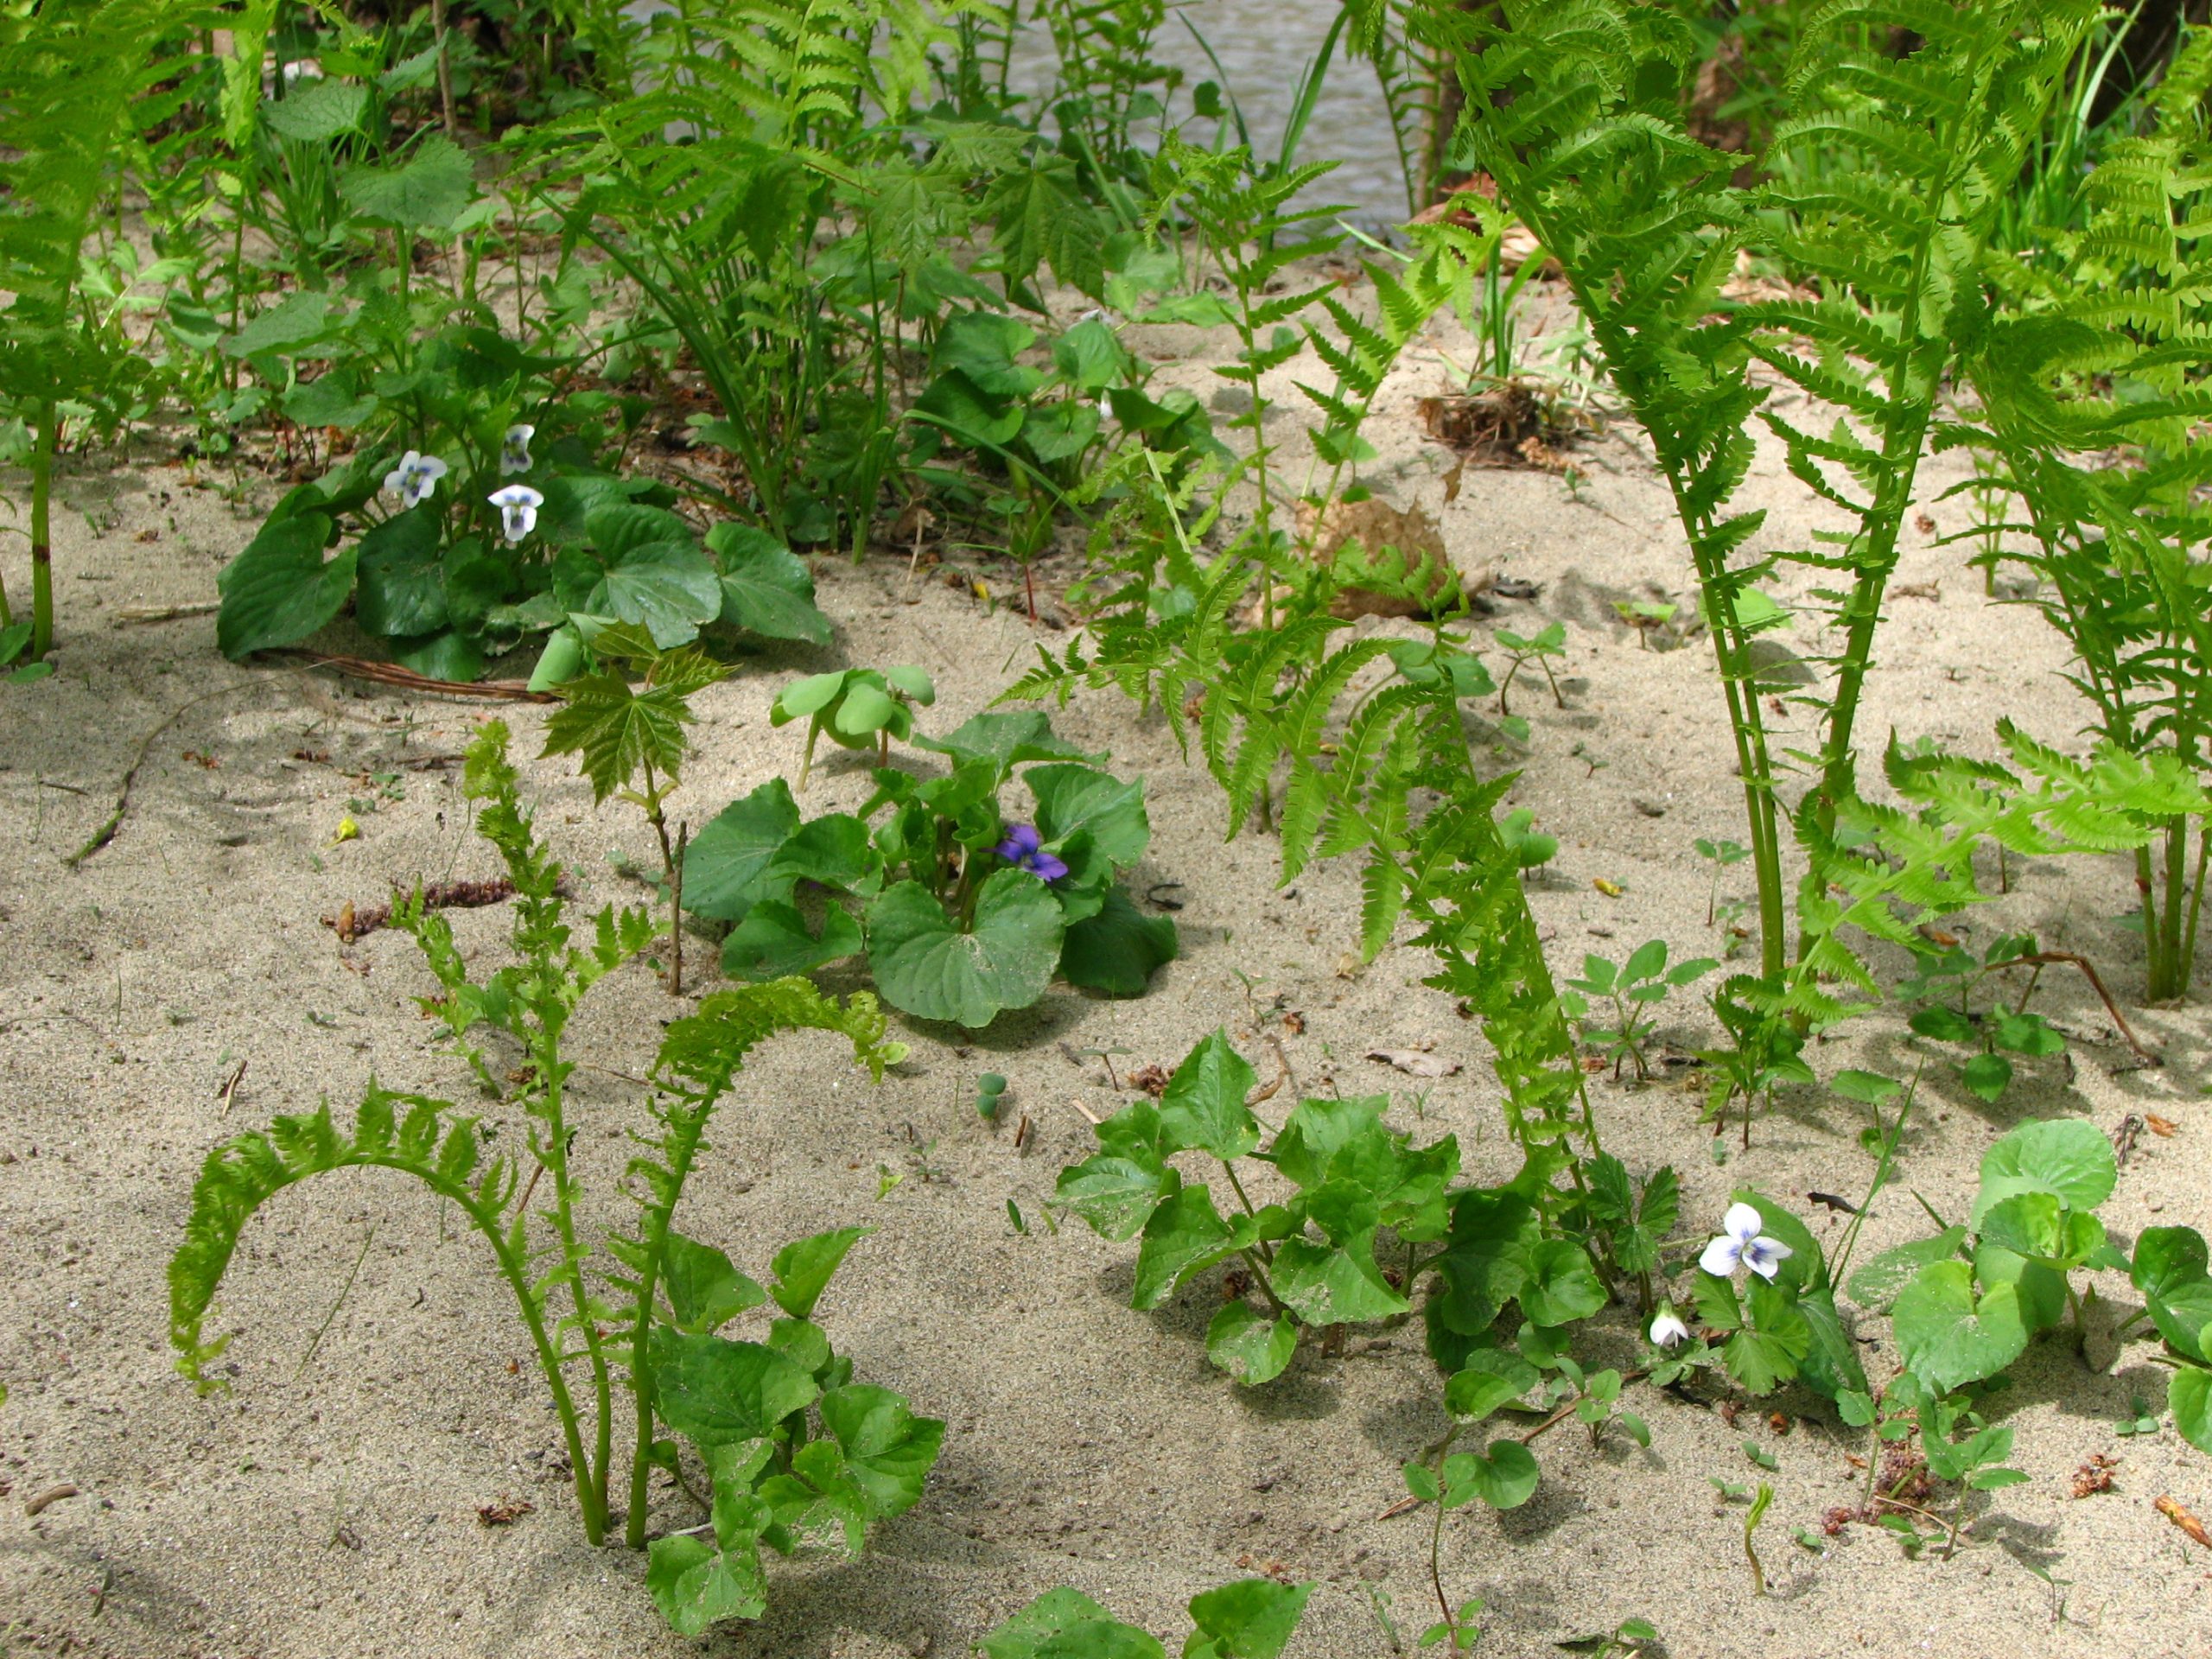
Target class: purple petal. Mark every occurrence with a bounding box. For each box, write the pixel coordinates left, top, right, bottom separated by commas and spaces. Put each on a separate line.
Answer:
1030, 852, 1069, 882
1004, 823, 1041, 855
994, 837, 1025, 863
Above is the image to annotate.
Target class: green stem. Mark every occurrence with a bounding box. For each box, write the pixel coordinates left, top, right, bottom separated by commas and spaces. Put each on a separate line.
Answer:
532, 1033, 616, 1523
29, 403, 55, 658
623, 1109, 706, 1548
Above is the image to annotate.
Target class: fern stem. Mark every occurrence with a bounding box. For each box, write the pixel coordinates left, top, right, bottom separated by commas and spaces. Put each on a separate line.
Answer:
29, 402, 55, 660
623, 1103, 708, 1548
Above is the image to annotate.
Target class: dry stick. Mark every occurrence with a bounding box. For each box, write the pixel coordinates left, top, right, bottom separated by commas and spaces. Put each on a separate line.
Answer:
2011, 951, 2158, 1065
66, 680, 259, 868
265, 649, 557, 702
116, 600, 220, 626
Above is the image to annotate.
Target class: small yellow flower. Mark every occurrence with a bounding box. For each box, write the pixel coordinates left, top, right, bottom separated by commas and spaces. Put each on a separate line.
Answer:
1592, 876, 1623, 897
331, 816, 359, 845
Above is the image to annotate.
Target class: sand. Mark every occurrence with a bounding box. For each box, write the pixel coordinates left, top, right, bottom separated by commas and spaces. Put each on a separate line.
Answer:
1, 282, 2207, 1658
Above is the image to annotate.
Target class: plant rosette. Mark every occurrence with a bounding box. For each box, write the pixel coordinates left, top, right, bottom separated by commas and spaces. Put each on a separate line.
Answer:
682, 709, 1177, 1027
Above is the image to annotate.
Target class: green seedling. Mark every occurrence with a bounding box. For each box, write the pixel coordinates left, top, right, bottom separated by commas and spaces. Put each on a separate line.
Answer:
1556, 1617, 1660, 1657
976, 1072, 1008, 1119
1743, 1481, 1774, 1595
977, 1579, 1313, 1659
1694, 837, 1749, 927
1561, 940, 1717, 1081
772, 665, 936, 786
1501, 807, 1558, 874
1493, 620, 1566, 715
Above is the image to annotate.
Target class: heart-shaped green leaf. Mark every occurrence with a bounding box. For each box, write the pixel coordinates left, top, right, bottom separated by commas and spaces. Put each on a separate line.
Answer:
1206, 1302, 1297, 1386
866, 872, 1064, 1028
1156, 1029, 1260, 1161
1892, 1260, 2029, 1394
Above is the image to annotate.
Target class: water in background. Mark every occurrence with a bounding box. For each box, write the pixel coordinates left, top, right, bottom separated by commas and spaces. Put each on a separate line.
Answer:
618, 0, 1415, 227
1004, 2, 1413, 227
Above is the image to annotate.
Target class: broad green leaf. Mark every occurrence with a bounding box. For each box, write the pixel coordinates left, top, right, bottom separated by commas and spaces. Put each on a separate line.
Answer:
222, 289, 339, 359
261, 76, 369, 142
866, 872, 1064, 1028
774, 670, 846, 721
1156, 1030, 1261, 1161
215, 513, 353, 659
706, 523, 831, 645
766, 814, 881, 895
1444, 1347, 1539, 1422
934, 309, 1041, 396
1961, 1052, 2012, 1103
353, 505, 447, 639
980, 1589, 1164, 1659
818, 1383, 944, 1516
543, 671, 699, 804
1055, 1149, 1171, 1242
1028, 765, 1152, 866
1132, 1177, 1236, 1309
645, 1532, 766, 1634
770, 1226, 870, 1319
556, 515, 722, 649
1518, 1239, 1605, 1328
2172, 1367, 2212, 1455
720, 900, 863, 981
2133, 1226, 2212, 1361
391, 628, 483, 684
1846, 1227, 1967, 1313
1052, 315, 1130, 392
1185, 1578, 1313, 1659
915, 709, 1091, 772
1442, 1440, 1540, 1510
340, 133, 475, 230
1726, 1277, 1813, 1396
1796, 1284, 1868, 1401
1059, 886, 1179, 995
1892, 1260, 2029, 1394
1270, 1234, 1408, 1326
1206, 1302, 1297, 1386
650, 1329, 819, 1446
662, 1232, 766, 1333
1972, 1118, 2117, 1227
683, 780, 802, 922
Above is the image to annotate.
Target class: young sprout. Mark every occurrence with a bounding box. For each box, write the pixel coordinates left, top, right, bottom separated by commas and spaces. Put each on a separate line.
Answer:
976, 1072, 1007, 1120
488, 484, 543, 543
384, 451, 448, 508
499, 423, 536, 475
1700, 1202, 1793, 1281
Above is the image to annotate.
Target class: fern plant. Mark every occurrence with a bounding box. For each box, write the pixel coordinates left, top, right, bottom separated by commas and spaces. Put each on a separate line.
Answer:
168, 721, 937, 1634
1951, 27, 2212, 999
1418, 0, 2102, 1031
0, 0, 205, 664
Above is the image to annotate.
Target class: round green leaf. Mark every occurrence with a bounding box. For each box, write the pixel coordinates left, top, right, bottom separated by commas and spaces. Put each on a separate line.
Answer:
1892, 1260, 2029, 1394
1059, 886, 1178, 995
2176, 1367, 2212, 1455
1207, 1302, 1297, 1386
707, 523, 831, 645
215, 513, 353, 659
865, 871, 1063, 1028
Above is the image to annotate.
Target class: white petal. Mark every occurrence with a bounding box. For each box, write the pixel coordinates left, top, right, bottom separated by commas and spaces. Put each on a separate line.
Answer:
1649, 1310, 1690, 1348
1744, 1236, 1794, 1280
1698, 1235, 1743, 1277
1721, 1201, 1765, 1244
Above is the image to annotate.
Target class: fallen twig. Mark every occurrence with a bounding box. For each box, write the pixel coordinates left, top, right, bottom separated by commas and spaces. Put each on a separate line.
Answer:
116, 600, 220, 626
267, 649, 556, 702
66, 681, 260, 868
2012, 951, 2158, 1065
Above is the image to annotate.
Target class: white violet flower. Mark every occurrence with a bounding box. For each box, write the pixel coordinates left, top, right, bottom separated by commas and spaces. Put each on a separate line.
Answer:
488, 484, 543, 544
383, 451, 448, 510
1699, 1201, 1794, 1281
499, 423, 536, 475
1649, 1306, 1691, 1349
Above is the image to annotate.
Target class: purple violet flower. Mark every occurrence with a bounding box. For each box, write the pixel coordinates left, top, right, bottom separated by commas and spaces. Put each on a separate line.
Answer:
994, 822, 1068, 882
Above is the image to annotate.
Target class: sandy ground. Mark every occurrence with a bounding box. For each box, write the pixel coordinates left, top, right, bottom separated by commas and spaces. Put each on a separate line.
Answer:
2, 286, 2209, 1659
